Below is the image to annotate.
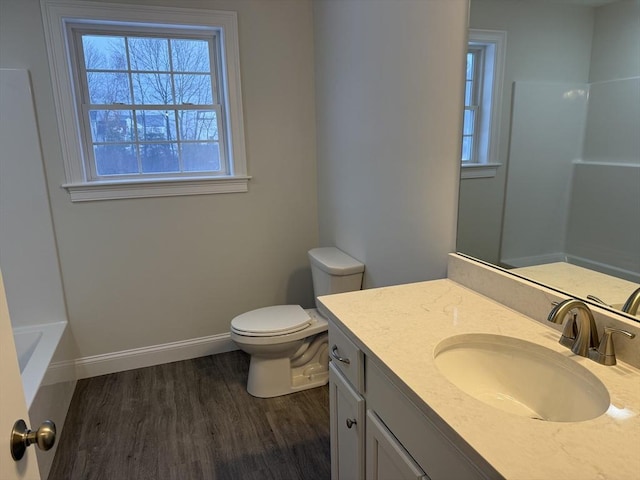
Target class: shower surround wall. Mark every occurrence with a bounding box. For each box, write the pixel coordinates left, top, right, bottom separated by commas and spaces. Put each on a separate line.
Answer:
500, 81, 589, 268
458, 0, 594, 265
458, 0, 639, 279
565, 0, 640, 281
501, 0, 640, 281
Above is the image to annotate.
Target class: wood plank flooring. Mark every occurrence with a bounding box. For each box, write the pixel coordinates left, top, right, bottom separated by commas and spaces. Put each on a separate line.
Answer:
48, 351, 331, 480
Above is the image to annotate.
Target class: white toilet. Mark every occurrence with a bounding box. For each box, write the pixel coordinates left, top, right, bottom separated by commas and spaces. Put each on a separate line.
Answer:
230, 247, 365, 398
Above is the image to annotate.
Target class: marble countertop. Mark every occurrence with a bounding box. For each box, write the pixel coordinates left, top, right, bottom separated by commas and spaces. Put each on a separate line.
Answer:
511, 262, 639, 310
318, 279, 640, 480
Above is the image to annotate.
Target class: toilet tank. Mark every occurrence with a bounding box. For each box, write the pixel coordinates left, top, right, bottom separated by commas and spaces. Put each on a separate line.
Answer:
308, 247, 364, 308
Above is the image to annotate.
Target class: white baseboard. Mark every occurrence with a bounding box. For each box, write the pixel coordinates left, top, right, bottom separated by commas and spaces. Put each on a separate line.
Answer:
43, 332, 238, 384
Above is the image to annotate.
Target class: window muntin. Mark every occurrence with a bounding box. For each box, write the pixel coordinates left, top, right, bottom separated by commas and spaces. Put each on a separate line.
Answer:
71, 27, 227, 179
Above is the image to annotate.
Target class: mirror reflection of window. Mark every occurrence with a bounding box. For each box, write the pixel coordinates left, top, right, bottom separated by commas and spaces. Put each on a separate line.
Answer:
462, 48, 482, 164
460, 30, 506, 179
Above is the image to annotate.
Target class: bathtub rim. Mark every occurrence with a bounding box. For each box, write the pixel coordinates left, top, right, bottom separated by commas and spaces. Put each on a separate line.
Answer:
12, 321, 67, 408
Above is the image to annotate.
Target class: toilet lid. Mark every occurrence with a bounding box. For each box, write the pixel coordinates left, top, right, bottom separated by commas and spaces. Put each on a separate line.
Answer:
231, 305, 311, 336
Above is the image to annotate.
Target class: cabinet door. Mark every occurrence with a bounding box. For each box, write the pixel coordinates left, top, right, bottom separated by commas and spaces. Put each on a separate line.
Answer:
329, 362, 365, 480
366, 410, 429, 480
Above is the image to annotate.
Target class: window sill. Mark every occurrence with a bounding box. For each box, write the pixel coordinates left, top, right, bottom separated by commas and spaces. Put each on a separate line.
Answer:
62, 175, 251, 202
460, 163, 501, 179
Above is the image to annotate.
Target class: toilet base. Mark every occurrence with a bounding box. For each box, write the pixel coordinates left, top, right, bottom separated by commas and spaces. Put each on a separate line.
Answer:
246, 341, 329, 398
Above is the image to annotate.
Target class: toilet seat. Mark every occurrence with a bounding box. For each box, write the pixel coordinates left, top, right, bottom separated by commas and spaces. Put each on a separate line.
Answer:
231, 305, 311, 337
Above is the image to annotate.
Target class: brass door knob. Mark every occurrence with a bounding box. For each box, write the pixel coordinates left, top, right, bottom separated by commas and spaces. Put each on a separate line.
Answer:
10, 419, 56, 461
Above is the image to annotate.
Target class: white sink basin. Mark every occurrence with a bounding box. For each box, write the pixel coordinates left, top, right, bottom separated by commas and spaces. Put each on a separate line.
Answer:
434, 334, 610, 422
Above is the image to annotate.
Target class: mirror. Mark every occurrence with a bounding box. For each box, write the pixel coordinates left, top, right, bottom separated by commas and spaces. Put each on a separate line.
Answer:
457, 0, 640, 321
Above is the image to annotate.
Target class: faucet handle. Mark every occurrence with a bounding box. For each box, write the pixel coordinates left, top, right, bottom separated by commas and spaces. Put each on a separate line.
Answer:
586, 295, 611, 307
589, 327, 636, 366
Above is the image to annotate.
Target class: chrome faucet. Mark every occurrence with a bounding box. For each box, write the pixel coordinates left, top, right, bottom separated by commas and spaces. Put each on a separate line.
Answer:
621, 287, 640, 316
548, 299, 599, 357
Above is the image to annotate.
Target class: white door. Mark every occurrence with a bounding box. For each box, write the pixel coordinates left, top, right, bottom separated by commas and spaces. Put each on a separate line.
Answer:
0, 271, 41, 480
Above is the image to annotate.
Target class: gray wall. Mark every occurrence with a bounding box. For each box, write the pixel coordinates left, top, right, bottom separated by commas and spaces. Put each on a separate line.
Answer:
313, 0, 468, 288
459, 0, 639, 279
1, 0, 471, 365
0, 0, 319, 360
500, 81, 588, 266
457, 0, 594, 264
584, 0, 640, 163
566, 0, 640, 280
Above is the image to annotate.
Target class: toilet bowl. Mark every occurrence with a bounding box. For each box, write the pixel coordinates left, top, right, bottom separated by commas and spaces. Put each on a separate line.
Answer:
230, 247, 364, 398
231, 306, 329, 398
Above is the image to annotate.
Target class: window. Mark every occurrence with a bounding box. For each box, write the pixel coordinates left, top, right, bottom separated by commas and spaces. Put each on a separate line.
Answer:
462, 47, 483, 164
41, 1, 248, 201
76, 30, 225, 178
460, 30, 506, 179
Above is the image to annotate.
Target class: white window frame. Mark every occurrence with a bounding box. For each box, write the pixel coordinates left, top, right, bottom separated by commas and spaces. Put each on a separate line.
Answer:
461, 29, 506, 180
41, 0, 249, 201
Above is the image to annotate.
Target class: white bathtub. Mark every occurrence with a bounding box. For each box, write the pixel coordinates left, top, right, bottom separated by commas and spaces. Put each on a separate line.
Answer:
12, 321, 67, 408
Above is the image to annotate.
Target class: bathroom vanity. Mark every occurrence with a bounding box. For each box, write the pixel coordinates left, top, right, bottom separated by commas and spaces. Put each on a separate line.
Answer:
319, 255, 640, 479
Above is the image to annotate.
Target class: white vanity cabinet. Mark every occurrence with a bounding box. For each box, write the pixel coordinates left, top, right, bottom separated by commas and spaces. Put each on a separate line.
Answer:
321, 274, 640, 479
366, 410, 428, 480
328, 319, 497, 480
328, 320, 366, 479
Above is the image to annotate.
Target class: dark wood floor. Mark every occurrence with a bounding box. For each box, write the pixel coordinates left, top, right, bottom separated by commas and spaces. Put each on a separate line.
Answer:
48, 350, 331, 480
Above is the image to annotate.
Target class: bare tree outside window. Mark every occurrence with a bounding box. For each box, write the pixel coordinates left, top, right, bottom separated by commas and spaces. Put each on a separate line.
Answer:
80, 33, 222, 176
